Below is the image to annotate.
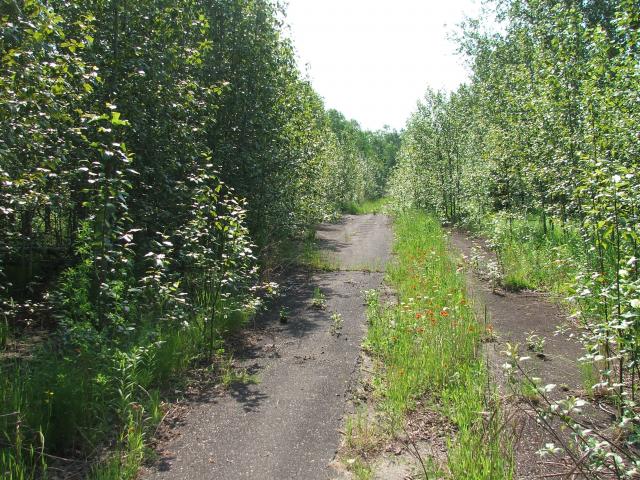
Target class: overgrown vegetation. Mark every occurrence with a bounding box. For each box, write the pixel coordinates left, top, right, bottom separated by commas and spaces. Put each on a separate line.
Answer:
0, 0, 398, 477
388, 0, 640, 475
353, 211, 512, 478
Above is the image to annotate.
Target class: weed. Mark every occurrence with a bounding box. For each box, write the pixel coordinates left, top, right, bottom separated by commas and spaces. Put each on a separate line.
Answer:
330, 312, 343, 336
279, 307, 289, 324
311, 287, 326, 310
217, 351, 258, 389
519, 377, 543, 404
486, 259, 503, 291
525, 331, 546, 357
362, 289, 379, 309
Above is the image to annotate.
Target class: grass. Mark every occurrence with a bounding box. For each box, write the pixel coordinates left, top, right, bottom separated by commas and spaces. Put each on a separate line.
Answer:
0, 318, 8, 350
265, 198, 390, 275
0, 303, 255, 479
344, 407, 385, 456
356, 211, 513, 479
343, 197, 389, 215
475, 213, 585, 296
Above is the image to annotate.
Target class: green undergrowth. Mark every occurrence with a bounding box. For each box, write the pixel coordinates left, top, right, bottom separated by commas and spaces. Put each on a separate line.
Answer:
474, 212, 585, 296
343, 197, 389, 215
359, 211, 513, 479
0, 307, 253, 480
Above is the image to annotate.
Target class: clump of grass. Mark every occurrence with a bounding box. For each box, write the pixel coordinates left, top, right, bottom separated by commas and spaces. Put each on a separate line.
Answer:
362, 211, 513, 478
344, 407, 385, 456
579, 361, 599, 397
217, 350, 258, 388
343, 197, 389, 215
342, 406, 383, 480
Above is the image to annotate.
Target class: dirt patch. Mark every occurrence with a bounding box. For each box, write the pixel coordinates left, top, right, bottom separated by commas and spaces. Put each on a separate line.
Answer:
141, 215, 394, 480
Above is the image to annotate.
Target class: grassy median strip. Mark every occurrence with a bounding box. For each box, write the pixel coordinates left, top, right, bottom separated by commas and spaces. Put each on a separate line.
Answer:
359, 211, 513, 479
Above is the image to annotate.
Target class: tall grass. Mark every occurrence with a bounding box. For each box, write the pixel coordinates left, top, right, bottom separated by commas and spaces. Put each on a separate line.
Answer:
342, 197, 389, 215
362, 211, 513, 478
477, 213, 586, 295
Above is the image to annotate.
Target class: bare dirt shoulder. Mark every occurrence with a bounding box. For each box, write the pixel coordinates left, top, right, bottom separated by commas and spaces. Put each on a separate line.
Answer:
141, 214, 393, 480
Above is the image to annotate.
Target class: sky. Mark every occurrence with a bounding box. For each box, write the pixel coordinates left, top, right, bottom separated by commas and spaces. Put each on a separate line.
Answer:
285, 0, 482, 131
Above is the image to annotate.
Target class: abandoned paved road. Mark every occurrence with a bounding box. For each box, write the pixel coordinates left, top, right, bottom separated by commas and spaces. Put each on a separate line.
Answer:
143, 214, 393, 480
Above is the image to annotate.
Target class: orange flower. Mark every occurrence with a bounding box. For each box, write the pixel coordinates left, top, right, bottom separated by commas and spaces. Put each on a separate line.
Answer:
415, 312, 422, 319
440, 310, 449, 317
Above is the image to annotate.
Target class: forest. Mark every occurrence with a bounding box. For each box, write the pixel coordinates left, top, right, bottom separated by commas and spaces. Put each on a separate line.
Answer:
1, 0, 638, 479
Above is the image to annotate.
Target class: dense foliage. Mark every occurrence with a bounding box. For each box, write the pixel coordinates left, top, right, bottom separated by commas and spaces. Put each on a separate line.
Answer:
0, 0, 398, 477
389, 0, 639, 475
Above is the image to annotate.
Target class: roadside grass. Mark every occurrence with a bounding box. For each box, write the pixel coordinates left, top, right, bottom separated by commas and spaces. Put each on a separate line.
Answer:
343, 198, 389, 215
356, 211, 513, 479
0, 305, 255, 480
476, 213, 584, 296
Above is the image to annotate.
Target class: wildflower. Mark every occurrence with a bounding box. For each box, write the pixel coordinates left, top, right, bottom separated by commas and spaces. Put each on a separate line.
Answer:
440, 309, 449, 317
415, 312, 422, 319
